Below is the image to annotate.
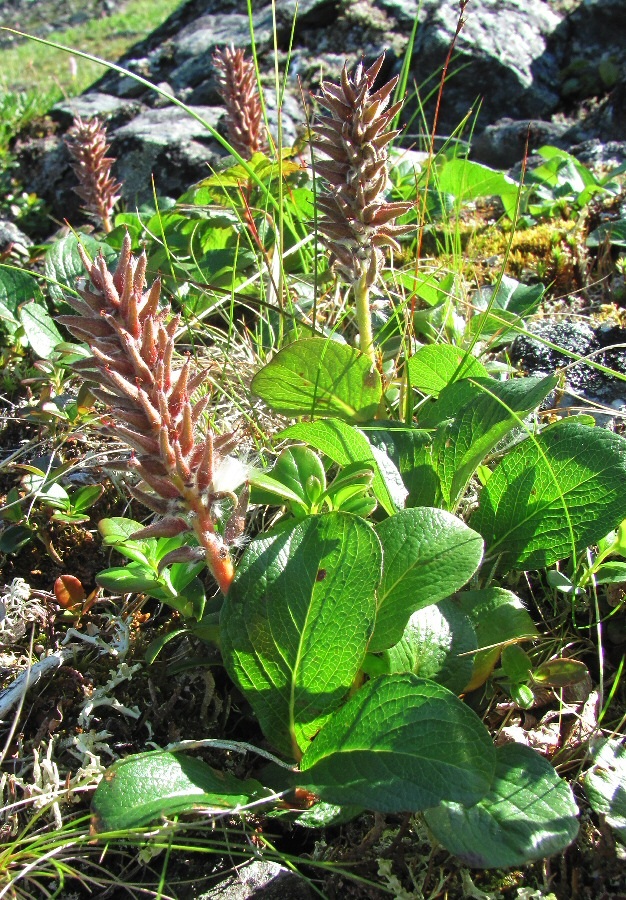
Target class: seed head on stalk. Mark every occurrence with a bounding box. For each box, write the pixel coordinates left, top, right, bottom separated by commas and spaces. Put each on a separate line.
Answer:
65, 116, 122, 234
213, 45, 268, 160
312, 55, 414, 362
57, 232, 248, 595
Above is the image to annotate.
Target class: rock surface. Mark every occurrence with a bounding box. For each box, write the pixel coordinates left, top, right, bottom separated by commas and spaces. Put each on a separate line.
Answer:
511, 321, 626, 417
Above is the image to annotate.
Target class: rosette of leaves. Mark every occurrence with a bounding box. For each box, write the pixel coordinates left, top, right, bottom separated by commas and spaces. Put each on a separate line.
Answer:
312, 55, 413, 361
57, 233, 247, 594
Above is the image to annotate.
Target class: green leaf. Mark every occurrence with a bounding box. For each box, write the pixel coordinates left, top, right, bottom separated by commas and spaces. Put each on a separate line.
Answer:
384, 599, 477, 694
98, 517, 152, 566
437, 158, 520, 219
280, 418, 401, 515
251, 338, 382, 422
593, 561, 626, 585
470, 422, 626, 570
298, 674, 495, 812
424, 743, 579, 867
0, 266, 42, 332
295, 802, 362, 828
220, 513, 382, 759
455, 588, 538, 692
584, 738, 626, 844
91, 751, 266, 832
532, 658, 588, 688
420, 374, 557, 510
18, 301, 63, 359
250, 446, 326, 514
96, 564, 160, 594
407, 345, 488, 396
469, 276, 544, 342
45, 232, 116, 304
365, 425, 440, 508
71, 484, 104, 513
371, 508, 483, 652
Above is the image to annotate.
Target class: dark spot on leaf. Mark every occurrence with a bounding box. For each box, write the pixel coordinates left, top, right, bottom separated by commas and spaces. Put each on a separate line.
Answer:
316, 569, 327, 581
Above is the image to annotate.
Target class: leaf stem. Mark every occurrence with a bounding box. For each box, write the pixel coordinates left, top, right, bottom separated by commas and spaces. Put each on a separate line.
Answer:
354, 273, 376, 365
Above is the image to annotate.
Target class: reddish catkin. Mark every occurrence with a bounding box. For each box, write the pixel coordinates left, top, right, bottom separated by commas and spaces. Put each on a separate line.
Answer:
312, 54, 413, 289
213, 45, 268, 160
58, 232, 249, 594
65, 116, 122, 233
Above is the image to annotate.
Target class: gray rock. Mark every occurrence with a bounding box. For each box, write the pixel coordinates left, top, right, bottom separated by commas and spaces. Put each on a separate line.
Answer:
408, 0, 564, 136
173, 11, 274, 62
51, 92, 145, 129
472, 118, 571, 168
110, 106, 228, 204
192, 860, 314, 899
0, 219, 32, 258
275, 0, 340, 28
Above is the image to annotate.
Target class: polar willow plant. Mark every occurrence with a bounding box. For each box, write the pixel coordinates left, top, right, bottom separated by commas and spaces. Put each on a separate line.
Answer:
313, 54, 413, 362
57, 232, 247, 594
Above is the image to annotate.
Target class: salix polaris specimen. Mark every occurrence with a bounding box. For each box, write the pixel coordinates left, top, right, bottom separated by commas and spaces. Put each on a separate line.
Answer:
65, 116, 122, 234
58, 233, 247, 594
312, 55, 413, 363
213, 45, 268, 160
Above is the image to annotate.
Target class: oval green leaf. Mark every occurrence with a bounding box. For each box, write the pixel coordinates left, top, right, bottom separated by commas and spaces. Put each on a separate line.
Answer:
407, 344, 488, 396
471, 422, 626, 571
91, 751, 266, 832
370, 508, 484, 652
384, 599, 477, 694
279, 418, 402, 515
251, 338, 382, 422
298, 674, 495, 812
19, 301, 63, 359
220, 513, 382, 759
424, 743, 579, 868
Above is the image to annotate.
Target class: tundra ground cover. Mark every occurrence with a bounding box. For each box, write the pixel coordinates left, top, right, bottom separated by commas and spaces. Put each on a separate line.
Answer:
0, 9, 626, 899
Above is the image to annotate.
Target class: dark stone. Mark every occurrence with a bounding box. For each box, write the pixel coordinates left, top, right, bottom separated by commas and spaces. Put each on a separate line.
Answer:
472, 118, 571, 168
511, 321, 626, 412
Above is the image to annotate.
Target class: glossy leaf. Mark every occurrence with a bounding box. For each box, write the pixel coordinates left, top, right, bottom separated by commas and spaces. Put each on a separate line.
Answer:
584, 738, 626, 844
45, 232, 116, 304
384, 599, 477, 694
221, 513, 382, 759
280, 418, 401, 515
455, 588, 538, 692
366, 425, 439, 508
407, 345, 488, 396
18, 301, 63, 359
370, 508, 483, 652
437, 158, 520, 219
424, 743, 579, 867
471, 422, 626, 570
91, 751, 266, 832
0, 266, 42, 332
532, 658, 588, 688
298, 674, 495, 812
251, 338, 382, 422
420, 374, 557, 510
